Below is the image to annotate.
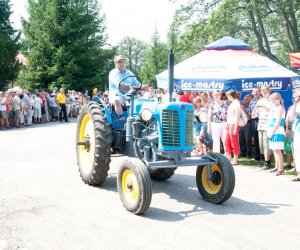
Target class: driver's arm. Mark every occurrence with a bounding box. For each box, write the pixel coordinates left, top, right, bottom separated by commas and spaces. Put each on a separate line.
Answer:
109, 70, 123, 93
131, 76, 141, 90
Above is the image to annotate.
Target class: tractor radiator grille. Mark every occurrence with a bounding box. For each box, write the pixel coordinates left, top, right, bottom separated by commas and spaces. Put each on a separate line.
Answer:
185, 110, 194, 146
162, 110, 180, 146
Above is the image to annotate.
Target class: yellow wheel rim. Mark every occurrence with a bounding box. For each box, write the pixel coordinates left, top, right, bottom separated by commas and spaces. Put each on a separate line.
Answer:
201, 163, 222, 194
122, 169, 139, 203
78, 113, 95, 175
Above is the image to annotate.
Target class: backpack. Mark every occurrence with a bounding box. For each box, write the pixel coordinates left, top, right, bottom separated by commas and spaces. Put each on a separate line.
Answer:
239, 108, 248, 127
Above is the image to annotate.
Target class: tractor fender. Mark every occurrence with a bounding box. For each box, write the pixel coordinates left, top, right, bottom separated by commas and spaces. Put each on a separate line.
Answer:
91, 96, 112, 124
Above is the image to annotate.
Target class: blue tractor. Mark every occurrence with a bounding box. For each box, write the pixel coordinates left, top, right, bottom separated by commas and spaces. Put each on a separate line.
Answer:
76, 51, 235, 215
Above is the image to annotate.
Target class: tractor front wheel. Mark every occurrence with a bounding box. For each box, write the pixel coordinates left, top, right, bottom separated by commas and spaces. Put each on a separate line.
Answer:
117, 157, 152, 215
196, 152, 235, 204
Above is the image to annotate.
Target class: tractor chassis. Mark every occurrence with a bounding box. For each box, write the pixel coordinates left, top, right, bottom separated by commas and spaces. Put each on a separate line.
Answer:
145, 155, 218, 180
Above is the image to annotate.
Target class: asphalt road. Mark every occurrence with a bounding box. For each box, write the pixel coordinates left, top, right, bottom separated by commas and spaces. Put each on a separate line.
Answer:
1, 120, 300, 250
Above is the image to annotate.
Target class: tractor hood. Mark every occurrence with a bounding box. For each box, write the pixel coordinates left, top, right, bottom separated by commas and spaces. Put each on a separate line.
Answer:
133, 100, 194, 120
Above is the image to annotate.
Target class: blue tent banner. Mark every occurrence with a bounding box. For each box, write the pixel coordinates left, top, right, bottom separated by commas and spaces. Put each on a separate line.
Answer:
291, 78, 300, 89
175, 77, 295, 92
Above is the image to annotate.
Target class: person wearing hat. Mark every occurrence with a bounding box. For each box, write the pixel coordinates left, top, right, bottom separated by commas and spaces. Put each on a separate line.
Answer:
108, 55, 141, 120
92, 88, 97, 96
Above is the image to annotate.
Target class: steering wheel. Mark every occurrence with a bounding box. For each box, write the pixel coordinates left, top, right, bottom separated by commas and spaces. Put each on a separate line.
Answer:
118, 75, 142, 95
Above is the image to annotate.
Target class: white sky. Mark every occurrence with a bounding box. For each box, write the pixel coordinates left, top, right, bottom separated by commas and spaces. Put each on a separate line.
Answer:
10, 0, 178, 45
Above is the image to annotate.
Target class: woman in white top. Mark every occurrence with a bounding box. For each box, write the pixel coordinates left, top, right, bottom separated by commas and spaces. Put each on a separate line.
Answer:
225, 90, 241, 165
207, 90, 228, 153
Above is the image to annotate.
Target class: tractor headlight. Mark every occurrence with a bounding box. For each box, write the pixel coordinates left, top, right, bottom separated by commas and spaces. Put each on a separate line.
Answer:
140, 108, 152, 121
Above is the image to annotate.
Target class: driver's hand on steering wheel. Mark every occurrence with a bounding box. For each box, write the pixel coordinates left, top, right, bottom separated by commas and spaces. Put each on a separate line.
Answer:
132, 86, 141, 90
119, 85, 130, 91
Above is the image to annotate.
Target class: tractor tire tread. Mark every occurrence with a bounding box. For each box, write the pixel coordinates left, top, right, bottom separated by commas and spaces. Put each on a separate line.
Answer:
76, 102, 112, 186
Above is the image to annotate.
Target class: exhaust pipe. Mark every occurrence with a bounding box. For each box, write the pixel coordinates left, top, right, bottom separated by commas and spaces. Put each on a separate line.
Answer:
168, 49, 174, 102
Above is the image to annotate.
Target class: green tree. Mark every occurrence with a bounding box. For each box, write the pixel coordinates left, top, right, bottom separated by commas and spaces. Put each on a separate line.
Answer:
117, 36, 147, 75
170, 0, 300, 69
19, 0, 113, 91
0, 0, 21, 90
140, 29, 168, 88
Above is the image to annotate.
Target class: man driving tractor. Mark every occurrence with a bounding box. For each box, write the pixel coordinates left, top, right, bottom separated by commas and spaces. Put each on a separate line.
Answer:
108, 55, 141, 120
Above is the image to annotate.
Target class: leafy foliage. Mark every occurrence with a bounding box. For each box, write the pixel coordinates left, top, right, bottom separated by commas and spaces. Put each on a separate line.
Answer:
169, 0, 300, 71
139, 29, 168, 88
0, 0, 21, 90
19, 0, 113, 91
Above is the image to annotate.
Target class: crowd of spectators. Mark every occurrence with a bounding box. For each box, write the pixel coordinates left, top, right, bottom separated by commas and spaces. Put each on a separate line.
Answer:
0, 88, 92, 129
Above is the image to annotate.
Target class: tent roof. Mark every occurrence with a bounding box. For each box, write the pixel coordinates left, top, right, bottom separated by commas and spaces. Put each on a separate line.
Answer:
156, 49, 300, 93
204, 36, 252, 50
157, 49, 298, 84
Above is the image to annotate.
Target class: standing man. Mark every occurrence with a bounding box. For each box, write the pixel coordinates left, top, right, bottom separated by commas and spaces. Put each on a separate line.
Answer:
252, 85, 272, 168
249, 88, 262, 161
108, 55, 140, 120
239, 94, 252, 157
12, 91, 21, 127
33, 93, 42, 123
56, 88, 69, 123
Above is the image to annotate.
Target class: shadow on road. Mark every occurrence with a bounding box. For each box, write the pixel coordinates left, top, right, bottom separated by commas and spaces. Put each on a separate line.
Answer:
95, 172, 291, 221
145, 173, 291, 221
100, 174, 118, 192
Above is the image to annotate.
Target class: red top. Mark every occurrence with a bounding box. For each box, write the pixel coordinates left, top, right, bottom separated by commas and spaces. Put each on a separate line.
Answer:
179, 93, 191, 103
40, 94, 46, 107
5, 96, 11, 112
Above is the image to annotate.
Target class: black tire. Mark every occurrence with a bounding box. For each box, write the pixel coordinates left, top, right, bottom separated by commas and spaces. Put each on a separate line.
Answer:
76, 102, 112, 185
196, 152, 235, 204
148, 168, 177, 181
117, 157, 152, 215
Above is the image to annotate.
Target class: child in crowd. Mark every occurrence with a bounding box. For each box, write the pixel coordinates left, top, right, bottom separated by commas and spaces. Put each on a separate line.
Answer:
267, 93, 285, 176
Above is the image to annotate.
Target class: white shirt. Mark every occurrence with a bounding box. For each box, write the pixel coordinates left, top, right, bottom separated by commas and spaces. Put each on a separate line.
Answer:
0, 97, 6, 111
227, 100, 240, 124
34, 97, 42, 109
108, 68, 140, 102
13, 96, 21, 110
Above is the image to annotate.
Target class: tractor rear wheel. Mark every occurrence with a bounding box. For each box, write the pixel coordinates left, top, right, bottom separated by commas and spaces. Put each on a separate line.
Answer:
117, 157, 152, 215
196, 152, 235, 204
148, 168, 177, 181
76, 102, 112, 185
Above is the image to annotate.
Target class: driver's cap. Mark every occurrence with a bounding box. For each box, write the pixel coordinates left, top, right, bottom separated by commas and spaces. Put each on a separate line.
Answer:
114, 55, 125, 63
